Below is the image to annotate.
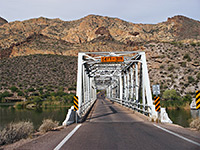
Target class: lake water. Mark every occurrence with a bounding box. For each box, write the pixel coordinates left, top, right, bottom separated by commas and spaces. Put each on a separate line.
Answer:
1, 104, 200, 129
0, 104, 69, 130
167, 108, 200, 127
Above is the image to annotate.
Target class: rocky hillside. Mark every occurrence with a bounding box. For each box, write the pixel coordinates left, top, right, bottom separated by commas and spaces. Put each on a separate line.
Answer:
0, 43, 199, 97
0, 17, 8, 26
0, 15, 199, 97
0, 15, 199, 59
0, 55, 77, 93
145, 42, 200, 95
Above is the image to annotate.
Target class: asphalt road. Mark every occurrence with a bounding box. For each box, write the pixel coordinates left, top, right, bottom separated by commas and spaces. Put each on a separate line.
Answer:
59, 98, 200, 150
17, 98, 200, 150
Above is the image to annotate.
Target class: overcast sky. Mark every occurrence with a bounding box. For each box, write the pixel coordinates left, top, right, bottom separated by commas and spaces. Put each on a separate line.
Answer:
0, 0, 199, 24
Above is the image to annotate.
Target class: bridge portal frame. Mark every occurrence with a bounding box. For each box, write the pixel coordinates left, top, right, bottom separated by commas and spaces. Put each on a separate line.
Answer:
75, 51, 171, 123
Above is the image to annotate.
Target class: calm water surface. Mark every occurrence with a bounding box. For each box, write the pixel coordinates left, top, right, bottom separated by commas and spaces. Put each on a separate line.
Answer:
0, 104, 69, 130
167, 108, 200, 127
1, 104, 200, 129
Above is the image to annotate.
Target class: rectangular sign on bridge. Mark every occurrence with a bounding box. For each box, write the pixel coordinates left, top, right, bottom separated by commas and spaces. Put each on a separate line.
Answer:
101, 56, 124, 63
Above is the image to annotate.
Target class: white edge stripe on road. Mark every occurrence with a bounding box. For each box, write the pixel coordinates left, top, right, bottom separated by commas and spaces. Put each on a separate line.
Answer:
153, 124, 200, 147
54, 124, 82, 150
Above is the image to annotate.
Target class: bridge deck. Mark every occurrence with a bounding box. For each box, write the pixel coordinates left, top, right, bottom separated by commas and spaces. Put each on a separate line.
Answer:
87, 98, 144, 123
16, 98, 200, 150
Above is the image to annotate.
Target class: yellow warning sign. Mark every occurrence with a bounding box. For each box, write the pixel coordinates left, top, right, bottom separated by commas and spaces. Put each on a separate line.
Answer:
101, 56, 124, 63
196, 90, 200, 109
73, 96, 79, 111
154, 96, 161, 112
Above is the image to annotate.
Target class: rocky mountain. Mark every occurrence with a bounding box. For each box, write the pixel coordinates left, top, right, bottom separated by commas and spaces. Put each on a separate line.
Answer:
0, 17, 8, 26
0, 55, 77, 94
0, 15, 199, 59
0, 15, 199, 96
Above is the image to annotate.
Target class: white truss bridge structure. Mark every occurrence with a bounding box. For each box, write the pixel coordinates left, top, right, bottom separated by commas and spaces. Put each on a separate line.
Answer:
63, 51, 172, 125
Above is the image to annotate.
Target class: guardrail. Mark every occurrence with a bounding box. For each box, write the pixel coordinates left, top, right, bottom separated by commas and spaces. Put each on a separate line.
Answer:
63, 98, 96, 125
79, 99, 96, 117
109, 98, 152, 115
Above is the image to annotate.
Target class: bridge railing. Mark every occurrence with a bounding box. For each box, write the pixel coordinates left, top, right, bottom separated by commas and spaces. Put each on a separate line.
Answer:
79, 99, 96, 117
110, 98, 152, 115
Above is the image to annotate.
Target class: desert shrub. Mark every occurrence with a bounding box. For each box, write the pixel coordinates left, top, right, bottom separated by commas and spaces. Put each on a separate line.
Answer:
168, 64, 175, 71
10, 86, 19, 93
15, 101, 24, 109
180, 61, 186, 67
182, 94, 192, 102
17, 90, 24, 96
162, 89, 181, 101
190, 118, 200, 131
183, 53, 191, 61
160, 65, 164, 69
68, 87, 76, 91
0, 121, 34, 145
188, 76, 195, 83
190, 42, 196, 47
27, 87, 35, 92
38, 119, 59, 133
197, 72, 200, 80
0, 91, 13, 102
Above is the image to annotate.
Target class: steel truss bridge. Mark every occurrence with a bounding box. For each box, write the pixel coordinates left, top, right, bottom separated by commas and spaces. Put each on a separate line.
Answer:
63, 51, 171, 125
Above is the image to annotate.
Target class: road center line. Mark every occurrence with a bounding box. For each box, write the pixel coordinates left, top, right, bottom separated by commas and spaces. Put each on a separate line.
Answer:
54, 124, 82, 150
153, 124, 200, 147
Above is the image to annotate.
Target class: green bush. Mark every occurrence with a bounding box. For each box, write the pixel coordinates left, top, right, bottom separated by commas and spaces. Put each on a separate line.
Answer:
180, 62, 186, 67
183, 53, 191, 61
68, 87, 76, 91
163, 89, 181, 101
188, 76, 195, 83
183, 94, 192, 102
0, 91, 13, 102
190, 42, 196, 47
27, 88, 35, 92
10, 86, 19, 93
160, 65, 165, 69
32, 96, 42, 106
197, 72, 200, 80
168, 64, 175, 71
15, 102, 24, 109
17, 90, 24, 96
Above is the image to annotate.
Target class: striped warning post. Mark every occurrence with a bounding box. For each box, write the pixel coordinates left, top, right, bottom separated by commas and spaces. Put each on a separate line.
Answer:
73, 96, 79, 111
196, 90, 200, 109
154, 96, 160, 112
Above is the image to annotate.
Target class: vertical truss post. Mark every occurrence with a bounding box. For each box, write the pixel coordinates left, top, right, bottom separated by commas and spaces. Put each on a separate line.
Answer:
106, 88, 109, 98
88, 77, 91, 103
120, 74, 123, 104
116, 84, 118, 98
83, 65, 87, 111
127, 70, 130, 107
140, 52, 156, 117
135, 63, 139, 103
130, 67, 134, 99
109, 86, 111, 98
117, 78, 119, 98
111, 86, 113, 98
141, 62, 146, 113
76, 53, 84, 116
124, 72, 127, 105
